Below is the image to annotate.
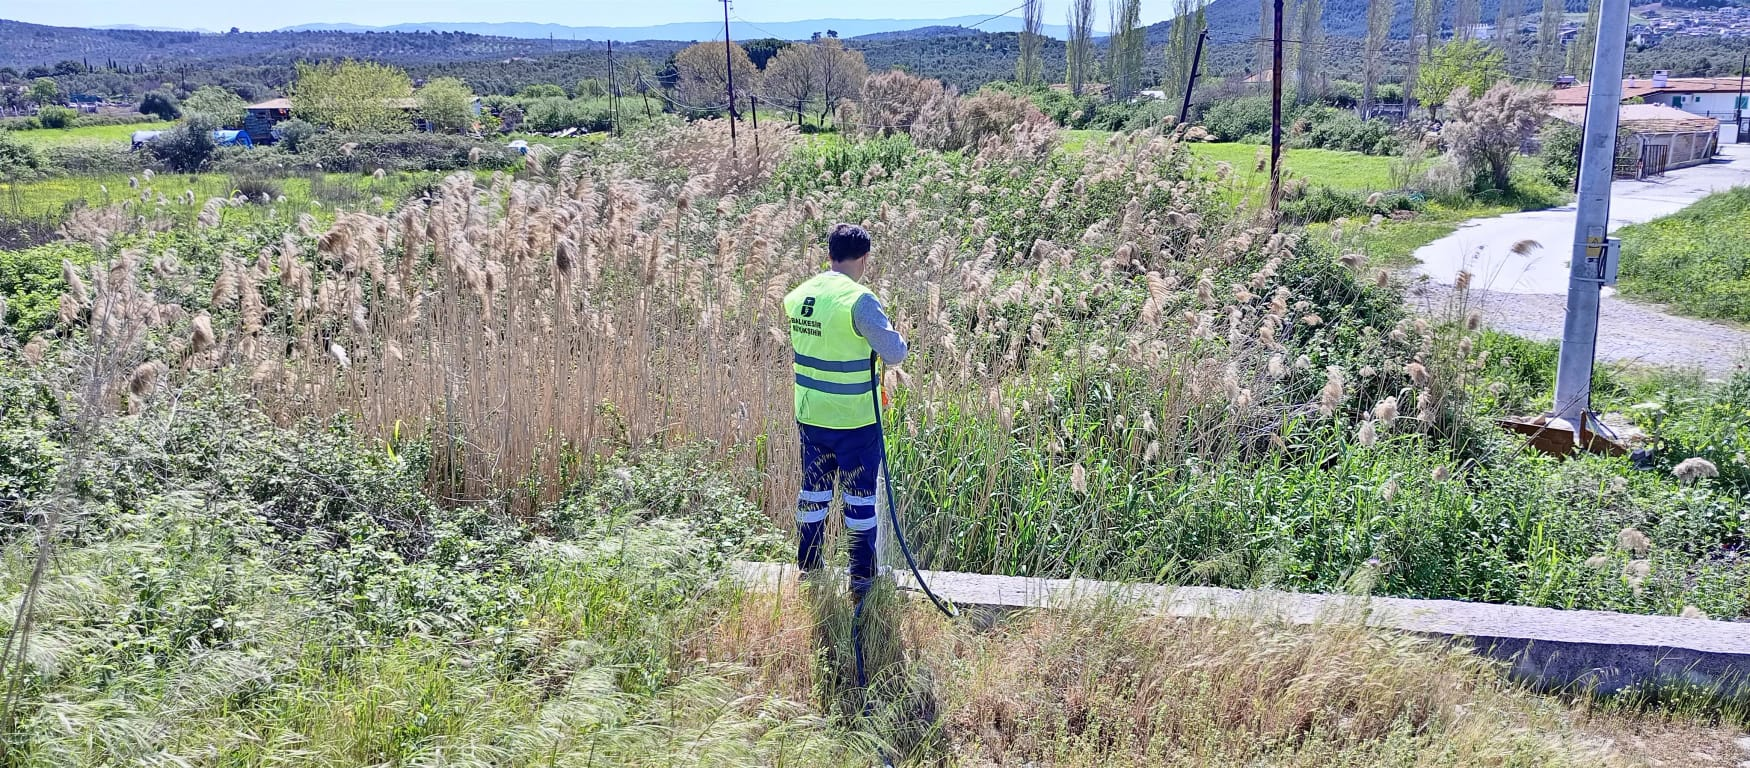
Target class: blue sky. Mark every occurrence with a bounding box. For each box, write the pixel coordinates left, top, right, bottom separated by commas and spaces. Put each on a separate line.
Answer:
8, 0, 1176, 31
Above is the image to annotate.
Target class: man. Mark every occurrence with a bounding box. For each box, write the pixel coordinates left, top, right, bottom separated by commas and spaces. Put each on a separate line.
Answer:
783, 223, 908, 595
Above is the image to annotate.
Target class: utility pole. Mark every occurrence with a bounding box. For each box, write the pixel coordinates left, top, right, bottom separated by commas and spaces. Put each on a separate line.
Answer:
1737, 53, 1746, 139
1269, 0, 1285, 222
721, 0, 739, 157
1551, 0, 1631, 434
1178, 28, 1208, 126
607, 38, 619, 135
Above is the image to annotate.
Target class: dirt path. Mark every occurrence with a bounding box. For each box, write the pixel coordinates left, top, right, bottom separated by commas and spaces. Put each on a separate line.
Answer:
1405, 145, 1750, 375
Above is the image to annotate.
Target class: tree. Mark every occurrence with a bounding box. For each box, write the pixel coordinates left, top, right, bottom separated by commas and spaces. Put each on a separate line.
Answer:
1496, 0, 1526, 81
27, 78, 58, 107
1293, 0, 1325, 103
1569, 0, 1602, 80
1438, 82, 1549, 191
1406, 0, 1439, 110
417, 77, 476, 133
1416, 41, 1508, 118
149, 116, 218, 173
1109, 0, 1145, 101
1164, 0, 1206, 108
675, 41, 758, 114
1362, 0, 1397, 118
761, 44, 817, 125
1067, 0, 1096, 96
742, 38, 790, 70
518, 84, 567, 98
292, 60, 414, 133
35, 106, 75, 129
1454, 0, 1481, 41
1017, 0, 1044, 87
1534, 0, 1564, 80
812, 38, 866, 126
573, 78, 608, 99
181, 86, 247, 127
620, 57, 657, 118
139, 90, 181, 121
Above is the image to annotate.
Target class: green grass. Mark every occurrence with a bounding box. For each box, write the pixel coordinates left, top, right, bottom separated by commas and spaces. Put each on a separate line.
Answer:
0, 170, 448, 223
3, 121, 178, 147
1061, 132, 1400, 192
1616, 186, 1750, 323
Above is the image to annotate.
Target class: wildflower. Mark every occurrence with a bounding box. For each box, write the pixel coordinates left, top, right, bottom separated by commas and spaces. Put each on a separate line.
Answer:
1466, 310, 1482, 331
1070, 463, 1088, 494
1300, 313, 1323, 327
1406, 361, 1430, 387
1380, 480, 1399, 502
1359, 365, 1377, 379
1357, 419, 1378, 447
1672, 457, 1719, 483
1623, 559, 1650, 579
1318, 367, 1345, 418
1432, 466, 1449, 482
1584, 554, 1610, 569
1681, 605, 1709, 620
1372, 396, 1398, 422
1616, 528, 1651, 557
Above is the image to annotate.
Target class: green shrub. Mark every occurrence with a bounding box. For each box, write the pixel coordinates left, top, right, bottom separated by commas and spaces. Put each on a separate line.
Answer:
148, 116, 218, 173
35, 105, 76, 129
1290, 106, 1401, 155
1538, 121, 1582, 188
0, 241, 98, 336
228, 175, 283, 202
0, 129, 44, 182
521, 96, 615, 134
39, 141, 144, 175
1201, 95, 1274, 142
273, 118, 319, 152
139, 89, 182, 120
210, 144, 318, 175
302, 131, 518, 173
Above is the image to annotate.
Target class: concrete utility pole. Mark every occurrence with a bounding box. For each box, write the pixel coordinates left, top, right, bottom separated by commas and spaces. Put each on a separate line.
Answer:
1551, 0, 1631, 433
1269, 0, 1285, 221
1179, 28, 1208, 126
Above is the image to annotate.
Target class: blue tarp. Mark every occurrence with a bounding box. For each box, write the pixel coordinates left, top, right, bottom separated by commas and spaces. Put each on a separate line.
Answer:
131, 130, 254, 149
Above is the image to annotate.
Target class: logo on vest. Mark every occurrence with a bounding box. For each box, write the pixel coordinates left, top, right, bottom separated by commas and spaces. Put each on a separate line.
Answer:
800, 297, 816, 317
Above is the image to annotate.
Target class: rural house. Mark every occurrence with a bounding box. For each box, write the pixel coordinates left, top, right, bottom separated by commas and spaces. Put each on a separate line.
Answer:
1547, 103, 1720, 178
1550, 72, 1750, 144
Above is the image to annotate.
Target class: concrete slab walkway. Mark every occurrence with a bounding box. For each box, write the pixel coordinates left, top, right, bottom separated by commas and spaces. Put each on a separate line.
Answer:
1406, 145, 1750, 374
735, 561, 1750, 696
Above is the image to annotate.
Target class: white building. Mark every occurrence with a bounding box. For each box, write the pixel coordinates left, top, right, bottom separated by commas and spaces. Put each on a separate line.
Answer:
1550, 72, 1749, 143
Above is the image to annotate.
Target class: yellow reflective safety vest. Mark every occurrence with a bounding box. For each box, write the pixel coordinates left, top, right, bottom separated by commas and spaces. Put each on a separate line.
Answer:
784, 271, 877, 429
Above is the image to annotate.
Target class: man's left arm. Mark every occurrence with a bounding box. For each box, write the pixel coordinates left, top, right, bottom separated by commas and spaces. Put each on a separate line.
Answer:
852, 294, 908, 365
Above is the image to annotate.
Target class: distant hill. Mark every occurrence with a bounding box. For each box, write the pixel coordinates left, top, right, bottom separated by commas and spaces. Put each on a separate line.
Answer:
0, 19, 623, 70
279, 16, 1076, 42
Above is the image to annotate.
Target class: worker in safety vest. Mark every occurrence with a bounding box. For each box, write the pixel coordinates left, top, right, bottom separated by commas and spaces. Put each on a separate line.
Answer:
783, 224, 908, 595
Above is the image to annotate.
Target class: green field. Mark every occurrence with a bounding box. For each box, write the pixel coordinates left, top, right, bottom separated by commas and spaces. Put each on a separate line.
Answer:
0, 170, 442, 222
1062, 132, 1400, 192
3, 121, 177, 147
1617, 187, 1750, 323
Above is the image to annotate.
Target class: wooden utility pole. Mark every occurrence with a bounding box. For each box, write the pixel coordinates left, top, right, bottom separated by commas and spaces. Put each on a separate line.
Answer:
1269, 0, 1285, 221
721, 0, 738, 157
1178, 28, 1208, 126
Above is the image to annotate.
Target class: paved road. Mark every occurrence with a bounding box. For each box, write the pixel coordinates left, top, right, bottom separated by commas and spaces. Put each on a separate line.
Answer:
1408, 144, 1750, 374
1413, 144, 1750, 294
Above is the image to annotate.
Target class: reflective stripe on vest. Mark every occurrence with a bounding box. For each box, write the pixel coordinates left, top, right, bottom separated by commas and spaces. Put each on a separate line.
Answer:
784, 271, 877, 429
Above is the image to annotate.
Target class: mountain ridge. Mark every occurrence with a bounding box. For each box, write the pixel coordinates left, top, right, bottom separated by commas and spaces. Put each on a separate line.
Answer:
276, 16, 1077, 42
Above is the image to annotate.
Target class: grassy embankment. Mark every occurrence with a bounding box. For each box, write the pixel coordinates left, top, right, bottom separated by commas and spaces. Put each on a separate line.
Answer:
1616, 186, 1750, 324
4, 119, 1748, 763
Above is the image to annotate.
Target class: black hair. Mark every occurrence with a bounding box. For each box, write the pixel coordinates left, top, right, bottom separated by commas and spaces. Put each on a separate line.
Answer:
827, 223, 872, 262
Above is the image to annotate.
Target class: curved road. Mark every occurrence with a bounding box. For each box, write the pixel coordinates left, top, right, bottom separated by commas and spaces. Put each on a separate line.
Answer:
1409, 144, 1750, 375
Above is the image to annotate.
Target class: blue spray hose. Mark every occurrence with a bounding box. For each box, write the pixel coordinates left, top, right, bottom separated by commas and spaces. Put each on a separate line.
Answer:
868, 354, 958, 620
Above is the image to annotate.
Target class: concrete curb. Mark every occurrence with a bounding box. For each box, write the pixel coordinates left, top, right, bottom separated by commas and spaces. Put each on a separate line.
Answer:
732, 561, 1750, 696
